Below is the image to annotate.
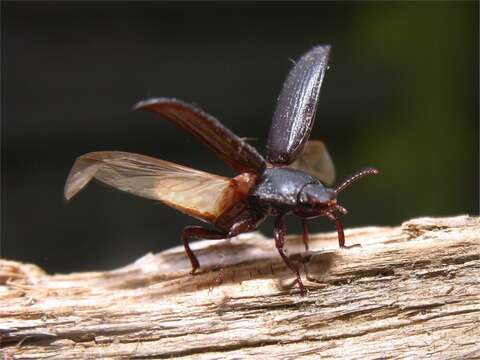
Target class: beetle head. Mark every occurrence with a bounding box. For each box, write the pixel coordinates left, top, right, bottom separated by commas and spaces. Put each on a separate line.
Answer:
296, 167, 379, 217
297, 183, 337, 211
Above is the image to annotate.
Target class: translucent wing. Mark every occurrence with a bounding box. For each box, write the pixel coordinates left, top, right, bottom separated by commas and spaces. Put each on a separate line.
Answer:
134, 98, 266, 174
64, 151, 235, 222
289, 140, 335, 186
266, 45, 331, 165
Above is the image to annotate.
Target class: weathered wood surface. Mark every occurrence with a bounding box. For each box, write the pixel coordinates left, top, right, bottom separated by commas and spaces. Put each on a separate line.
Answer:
1, 215, 479, 359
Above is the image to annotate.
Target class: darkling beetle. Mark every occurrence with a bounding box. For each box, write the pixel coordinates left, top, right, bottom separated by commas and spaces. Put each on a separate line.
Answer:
64, 45, 379, 295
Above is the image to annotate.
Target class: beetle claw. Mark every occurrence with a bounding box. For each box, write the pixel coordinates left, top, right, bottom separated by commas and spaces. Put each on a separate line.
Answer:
341, 243, 362, 249
292, 277, 307, 296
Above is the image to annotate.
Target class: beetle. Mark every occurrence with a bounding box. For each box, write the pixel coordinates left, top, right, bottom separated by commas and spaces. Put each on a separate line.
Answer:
64, 45, 378, 294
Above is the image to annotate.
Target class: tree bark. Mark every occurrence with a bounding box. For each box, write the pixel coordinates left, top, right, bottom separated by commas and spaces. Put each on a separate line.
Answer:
1, 215, 479, 359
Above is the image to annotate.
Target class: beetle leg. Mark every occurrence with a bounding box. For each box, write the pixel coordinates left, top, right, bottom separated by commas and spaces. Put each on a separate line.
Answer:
209, 214, 264, 290
323, 212, 345, 247
301, 218, 310, 251
181, 226, 226, 274
227, 212, 267, 238
323, 212, 360, 249
274, 216, 306, 295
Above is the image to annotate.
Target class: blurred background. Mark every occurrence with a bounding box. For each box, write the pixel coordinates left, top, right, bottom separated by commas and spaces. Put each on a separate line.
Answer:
2, 2, 478, 273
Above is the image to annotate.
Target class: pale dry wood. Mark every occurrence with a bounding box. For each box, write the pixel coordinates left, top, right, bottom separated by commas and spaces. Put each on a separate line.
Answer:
0, 215, 479, 359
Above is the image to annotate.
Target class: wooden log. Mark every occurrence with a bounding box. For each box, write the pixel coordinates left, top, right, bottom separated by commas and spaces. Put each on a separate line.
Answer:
1, 215, 479, 359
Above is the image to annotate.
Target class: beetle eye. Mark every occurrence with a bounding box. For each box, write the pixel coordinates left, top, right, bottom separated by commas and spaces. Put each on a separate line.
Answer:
298, 184, 337, 209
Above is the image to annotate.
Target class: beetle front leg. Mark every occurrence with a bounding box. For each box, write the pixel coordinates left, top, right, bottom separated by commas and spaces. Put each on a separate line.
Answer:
323, 212, 360, 249
181, 226, 226, 274
323, 212, 345, 247
274, 216, 306, 295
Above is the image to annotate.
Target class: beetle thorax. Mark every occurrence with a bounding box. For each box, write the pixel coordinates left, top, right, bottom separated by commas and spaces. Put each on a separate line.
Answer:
251, 167, 329, 213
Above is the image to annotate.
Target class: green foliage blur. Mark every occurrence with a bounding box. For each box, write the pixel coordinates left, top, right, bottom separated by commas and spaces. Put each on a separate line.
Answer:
333, 2, 478, 227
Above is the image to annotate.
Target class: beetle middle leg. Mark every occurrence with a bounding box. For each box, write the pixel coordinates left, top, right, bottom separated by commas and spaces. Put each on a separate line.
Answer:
301, 218, 309, 251
181, 226, 226, 274
274, 216, 306, 295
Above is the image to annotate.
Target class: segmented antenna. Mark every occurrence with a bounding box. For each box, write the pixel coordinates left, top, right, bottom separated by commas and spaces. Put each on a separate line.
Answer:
335, 167, 379, 194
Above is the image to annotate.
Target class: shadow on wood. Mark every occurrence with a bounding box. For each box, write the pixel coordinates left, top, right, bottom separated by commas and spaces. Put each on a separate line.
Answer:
1, 215, 479, 359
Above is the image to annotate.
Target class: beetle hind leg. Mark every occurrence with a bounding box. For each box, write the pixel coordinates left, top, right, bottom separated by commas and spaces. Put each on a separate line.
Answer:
181, 226, 226, 274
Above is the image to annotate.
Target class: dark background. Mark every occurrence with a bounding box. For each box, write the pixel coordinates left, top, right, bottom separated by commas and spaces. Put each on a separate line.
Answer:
2, 2, 478, 273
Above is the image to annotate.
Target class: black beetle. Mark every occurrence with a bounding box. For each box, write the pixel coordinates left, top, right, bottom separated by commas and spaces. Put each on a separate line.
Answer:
64, 45, 378, 294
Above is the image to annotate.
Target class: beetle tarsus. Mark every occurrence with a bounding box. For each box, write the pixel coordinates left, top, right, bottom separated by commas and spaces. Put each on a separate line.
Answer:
292, 277, 307, 295
340, 243, 362, 249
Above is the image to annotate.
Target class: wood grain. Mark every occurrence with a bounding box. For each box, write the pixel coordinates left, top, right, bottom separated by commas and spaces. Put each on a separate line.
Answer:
1, 215, 479, 359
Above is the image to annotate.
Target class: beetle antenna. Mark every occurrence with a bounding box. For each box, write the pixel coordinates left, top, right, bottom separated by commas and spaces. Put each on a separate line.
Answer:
335, 167, 379, 194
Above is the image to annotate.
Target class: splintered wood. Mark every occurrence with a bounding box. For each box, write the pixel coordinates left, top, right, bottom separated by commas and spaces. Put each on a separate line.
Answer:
1, 215, 479, 359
